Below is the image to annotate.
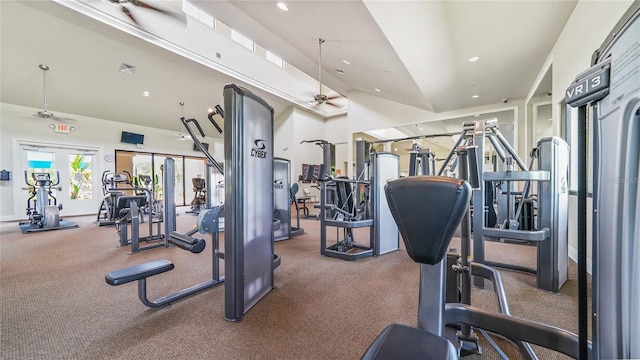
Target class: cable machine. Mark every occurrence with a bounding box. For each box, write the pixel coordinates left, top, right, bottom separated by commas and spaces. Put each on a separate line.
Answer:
106, 85, 279, 322
566, 2, 640, 357
437, 119, 569, 292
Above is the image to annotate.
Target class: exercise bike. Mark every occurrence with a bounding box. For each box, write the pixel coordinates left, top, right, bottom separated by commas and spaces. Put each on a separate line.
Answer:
19, 171, 78, 233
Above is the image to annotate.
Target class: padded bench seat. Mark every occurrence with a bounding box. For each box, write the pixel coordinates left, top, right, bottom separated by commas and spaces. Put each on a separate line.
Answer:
361, 324, 457, 360
105, 259, 174, 286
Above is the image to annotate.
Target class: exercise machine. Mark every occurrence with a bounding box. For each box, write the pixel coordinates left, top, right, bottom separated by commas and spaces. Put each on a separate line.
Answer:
186, 177, 206, 214
438, 119, 569, 292
315, 139, 400, 260
19, 171, 78, 233
408, 142, 437, 176
565, 3, 640, 357
97, 171, 135, 226
135, 174, 162, 218
273, 157, 304, 241
111, 180, 164, 253
106, 203, 224, 308
309, 138, 373, 260
361, 175, 584, 359
106, 85, 280, 322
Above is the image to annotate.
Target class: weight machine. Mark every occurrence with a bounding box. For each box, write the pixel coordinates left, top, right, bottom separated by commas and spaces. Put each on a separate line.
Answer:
565, 3, 640, 357
106, 85, 281, 322
308, 138, 400, 260
438, 119, 569, 292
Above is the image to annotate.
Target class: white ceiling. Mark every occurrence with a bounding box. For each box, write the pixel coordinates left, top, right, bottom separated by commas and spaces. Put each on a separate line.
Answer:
1, 0, 576, 139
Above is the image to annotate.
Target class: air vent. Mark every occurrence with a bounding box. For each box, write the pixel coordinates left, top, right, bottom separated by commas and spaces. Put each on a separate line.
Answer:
118, 62, 137, 76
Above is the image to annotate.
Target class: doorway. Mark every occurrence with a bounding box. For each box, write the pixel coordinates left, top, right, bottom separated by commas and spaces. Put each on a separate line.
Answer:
15, 141, 101, 218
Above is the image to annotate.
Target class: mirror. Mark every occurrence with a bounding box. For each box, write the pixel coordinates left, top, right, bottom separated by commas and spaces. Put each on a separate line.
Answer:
352, 109, 516, 177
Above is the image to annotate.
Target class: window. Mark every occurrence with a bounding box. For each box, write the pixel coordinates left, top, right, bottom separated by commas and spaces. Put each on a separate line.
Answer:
231, 29, 254, 51
266, 51, 284, 68
69, 154, 93, 200
182, 0, 214, 28
115, 150, 208, 206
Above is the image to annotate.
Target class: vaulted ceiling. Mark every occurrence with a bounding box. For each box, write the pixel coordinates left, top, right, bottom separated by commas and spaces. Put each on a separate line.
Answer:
1, 0, 576, 138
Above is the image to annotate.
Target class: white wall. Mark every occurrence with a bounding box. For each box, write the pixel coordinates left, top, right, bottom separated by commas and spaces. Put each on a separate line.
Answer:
325, 115, 349, 176
274, 106, 295, 161
0, 102, 221, 220
529, 0, 635, 271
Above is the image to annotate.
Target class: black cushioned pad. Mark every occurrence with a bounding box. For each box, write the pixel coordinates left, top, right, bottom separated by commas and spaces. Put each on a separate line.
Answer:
384, 176, 471, 265
116, 195, 147, 210
105, 259, 174, 286
361, 324, 458, 360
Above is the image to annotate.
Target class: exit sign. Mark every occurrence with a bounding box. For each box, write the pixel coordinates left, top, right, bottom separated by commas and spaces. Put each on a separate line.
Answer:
54, 124, 70, 134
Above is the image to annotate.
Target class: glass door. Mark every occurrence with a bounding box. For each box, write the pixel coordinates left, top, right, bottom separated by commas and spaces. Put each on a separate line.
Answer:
19, 142, 100, 218
67, 152, 96, 214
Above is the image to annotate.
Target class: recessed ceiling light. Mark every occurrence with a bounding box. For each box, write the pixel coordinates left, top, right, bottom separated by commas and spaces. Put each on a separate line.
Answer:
374, 88, 381, 92
474, 114, 480, 117
342, 60, 351, 65
143, 91, 150, 97
276, 2, 288, 11
472, 94, 480, 99
469, 56, 479, 62
208, 108, 214, 113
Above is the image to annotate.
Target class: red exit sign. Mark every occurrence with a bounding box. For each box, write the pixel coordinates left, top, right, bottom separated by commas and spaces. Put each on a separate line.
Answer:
54, 124, 70, 134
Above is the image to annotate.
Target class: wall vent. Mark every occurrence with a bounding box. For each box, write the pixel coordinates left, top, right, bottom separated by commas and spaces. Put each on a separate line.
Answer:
118, 62, 137, 75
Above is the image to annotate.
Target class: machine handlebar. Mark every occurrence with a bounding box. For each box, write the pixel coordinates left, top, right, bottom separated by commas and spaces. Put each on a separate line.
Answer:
181, 117, 224, 175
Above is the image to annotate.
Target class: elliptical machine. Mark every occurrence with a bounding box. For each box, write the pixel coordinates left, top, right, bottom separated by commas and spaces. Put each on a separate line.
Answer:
19, 171, 78, 233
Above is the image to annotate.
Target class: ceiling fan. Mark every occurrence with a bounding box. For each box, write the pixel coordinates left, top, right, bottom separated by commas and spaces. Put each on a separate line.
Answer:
106, 0, 185, 28
33, 64, 75, 123
312, 38, 342, 107
176, 102, 192, 141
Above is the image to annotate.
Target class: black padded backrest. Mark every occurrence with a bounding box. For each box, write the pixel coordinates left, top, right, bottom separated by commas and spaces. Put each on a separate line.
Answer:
384, 176, 471, 265
335, 177, 354, 215
116, 195, 147, 211
290, 183, 299, 200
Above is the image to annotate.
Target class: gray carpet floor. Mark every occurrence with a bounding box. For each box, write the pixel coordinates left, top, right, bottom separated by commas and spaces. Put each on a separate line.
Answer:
0, 211, 587, 359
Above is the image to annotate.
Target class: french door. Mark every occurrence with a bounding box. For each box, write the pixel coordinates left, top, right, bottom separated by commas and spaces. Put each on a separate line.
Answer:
17, 141, 101, 218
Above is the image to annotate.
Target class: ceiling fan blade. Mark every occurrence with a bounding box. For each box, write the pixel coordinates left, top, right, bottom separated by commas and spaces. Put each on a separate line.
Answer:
121, 6, 139, 25
326, 95, 342, 101
131, 0, 171, 16
324, 101, 342, 107
130, 0, 186, 22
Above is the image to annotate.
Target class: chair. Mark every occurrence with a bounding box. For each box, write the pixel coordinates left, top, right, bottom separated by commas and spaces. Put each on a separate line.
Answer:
302, 187, 317, 203
296, 187, 314, 218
